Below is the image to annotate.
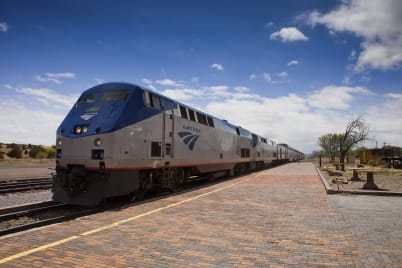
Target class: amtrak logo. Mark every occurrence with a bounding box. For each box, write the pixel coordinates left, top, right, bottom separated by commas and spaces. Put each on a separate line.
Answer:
178, 131, 200, 151
80, 113, 97, 121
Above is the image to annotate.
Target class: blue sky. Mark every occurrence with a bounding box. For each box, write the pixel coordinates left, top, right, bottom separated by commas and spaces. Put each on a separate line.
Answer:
1, 0, 401, 153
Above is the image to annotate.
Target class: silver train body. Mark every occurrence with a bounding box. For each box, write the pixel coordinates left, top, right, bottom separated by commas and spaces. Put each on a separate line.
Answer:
53, 83, 304, 205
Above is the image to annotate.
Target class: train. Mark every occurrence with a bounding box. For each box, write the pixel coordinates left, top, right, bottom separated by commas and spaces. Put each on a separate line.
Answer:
53, 82, 304, 206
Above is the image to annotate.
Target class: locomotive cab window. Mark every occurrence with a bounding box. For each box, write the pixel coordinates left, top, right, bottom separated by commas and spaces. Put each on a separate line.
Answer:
151, 94, 161, 110
143, 91, 162, 110
77, 93, 98, 105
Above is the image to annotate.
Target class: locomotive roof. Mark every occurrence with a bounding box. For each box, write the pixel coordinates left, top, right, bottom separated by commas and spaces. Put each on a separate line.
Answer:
73, 82, 301, 152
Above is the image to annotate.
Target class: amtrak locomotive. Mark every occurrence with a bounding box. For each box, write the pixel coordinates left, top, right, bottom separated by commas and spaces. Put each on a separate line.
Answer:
53, 82, 304, 206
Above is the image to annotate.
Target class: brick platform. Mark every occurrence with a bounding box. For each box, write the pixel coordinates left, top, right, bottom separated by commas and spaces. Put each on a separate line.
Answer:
1, 163, 401, 267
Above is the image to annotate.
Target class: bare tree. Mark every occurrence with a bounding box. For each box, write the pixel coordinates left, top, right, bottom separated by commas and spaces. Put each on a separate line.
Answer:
339, 116, 370, 170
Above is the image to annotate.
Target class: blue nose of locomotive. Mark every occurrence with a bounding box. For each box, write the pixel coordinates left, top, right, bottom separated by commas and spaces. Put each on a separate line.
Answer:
57, 83, 141, 137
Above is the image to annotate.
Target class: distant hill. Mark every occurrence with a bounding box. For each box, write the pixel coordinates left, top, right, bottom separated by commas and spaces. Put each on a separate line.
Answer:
0, 143, 55, 160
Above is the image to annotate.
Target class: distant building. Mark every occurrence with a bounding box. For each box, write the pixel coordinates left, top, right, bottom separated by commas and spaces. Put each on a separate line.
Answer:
360, 146, 402, 168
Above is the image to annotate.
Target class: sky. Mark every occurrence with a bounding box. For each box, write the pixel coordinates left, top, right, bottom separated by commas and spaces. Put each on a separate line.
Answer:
1, 0, 401, 154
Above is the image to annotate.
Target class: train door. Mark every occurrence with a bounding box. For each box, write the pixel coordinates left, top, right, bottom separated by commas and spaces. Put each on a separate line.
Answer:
162, 110, 174, 159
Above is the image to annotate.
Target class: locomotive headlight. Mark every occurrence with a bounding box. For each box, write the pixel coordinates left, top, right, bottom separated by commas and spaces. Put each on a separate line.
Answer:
57, 138, 62, 146
94, 138, 102, 147
82, 126, 88, 133
75, 126, 82, 134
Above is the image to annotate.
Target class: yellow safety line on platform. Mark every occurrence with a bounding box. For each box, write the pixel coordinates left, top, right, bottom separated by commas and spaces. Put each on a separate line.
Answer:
0, 178, 249, 265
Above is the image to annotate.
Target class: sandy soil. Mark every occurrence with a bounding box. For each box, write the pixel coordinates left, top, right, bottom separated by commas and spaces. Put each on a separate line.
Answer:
320, 164, 402, 192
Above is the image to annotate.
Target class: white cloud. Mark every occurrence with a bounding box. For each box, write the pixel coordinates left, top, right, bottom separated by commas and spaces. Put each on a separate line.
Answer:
263, 73, 272, 83
46, 72, 75, 79
155, 79, 182, 87
278, 71, 288, 78
16, 87, 78, 109
205, 93, 326, 152
3, 84, 13, 89
210, 63, 224, 71
234, 86, 250, 92
142, 78, 153, 84
94, 77, 104, 84
249, 73, 258, 80
0, 99, 64, 145
356, 38, 402, 71
161, 88, 204, 101
366, 93, 402, 147
287, 60, 299, 66
270, 27, 308, 42
308, 85, 372, 110
35, 72, 76, 84
308, 0, 402, 71
35, 75, 61, 84
0, 22, 8, 32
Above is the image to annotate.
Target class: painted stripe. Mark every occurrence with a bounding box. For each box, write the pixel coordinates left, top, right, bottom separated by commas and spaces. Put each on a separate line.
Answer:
59, 159, 260, 171
0, 177, 249, 265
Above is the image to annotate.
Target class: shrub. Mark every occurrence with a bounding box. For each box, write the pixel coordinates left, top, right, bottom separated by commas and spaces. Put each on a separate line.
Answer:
46, 147, 56, 158
35, 151, 48, 159
0, 151, 4, 159
7, 146, 22, 159
29, 146, 47, 158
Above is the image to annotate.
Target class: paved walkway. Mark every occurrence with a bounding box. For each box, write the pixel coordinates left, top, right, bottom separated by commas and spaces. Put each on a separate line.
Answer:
0, 163, 401, 267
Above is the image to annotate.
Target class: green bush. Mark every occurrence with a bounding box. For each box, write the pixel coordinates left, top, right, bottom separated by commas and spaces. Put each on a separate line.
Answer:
0, 151, 4, 159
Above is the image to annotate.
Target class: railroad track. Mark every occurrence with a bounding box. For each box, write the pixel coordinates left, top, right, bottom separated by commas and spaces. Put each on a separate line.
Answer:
0, 178, 53, 194
0, 201, 102, 236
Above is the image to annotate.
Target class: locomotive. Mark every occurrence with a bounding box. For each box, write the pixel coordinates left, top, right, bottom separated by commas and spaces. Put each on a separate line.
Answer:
53, 82, 304, 206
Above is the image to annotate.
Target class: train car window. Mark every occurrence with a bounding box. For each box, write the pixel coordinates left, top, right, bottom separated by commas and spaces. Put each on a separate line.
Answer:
179, 105, 188, 119
207, 117, 214, 127
77, 93, 98, 105
236, 128, 240, 135
102, 91, 129, 102
151, 94, 162, 110
151, 142, 161, 157
188, 109, 196, 121
196, 112, 208, 125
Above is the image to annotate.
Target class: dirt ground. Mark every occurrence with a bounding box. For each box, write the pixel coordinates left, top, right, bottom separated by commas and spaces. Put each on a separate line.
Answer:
319, 163, 402, 192
0, 159, 55, 181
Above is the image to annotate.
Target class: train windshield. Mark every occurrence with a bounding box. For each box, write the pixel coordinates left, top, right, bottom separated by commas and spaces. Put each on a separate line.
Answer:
102, 91, 130, 102
77, 93, 99, 105
76, 90, 130, 106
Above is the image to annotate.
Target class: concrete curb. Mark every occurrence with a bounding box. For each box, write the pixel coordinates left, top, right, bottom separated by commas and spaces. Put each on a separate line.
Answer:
316, 168, 337, 194
315, 167, 402, 197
